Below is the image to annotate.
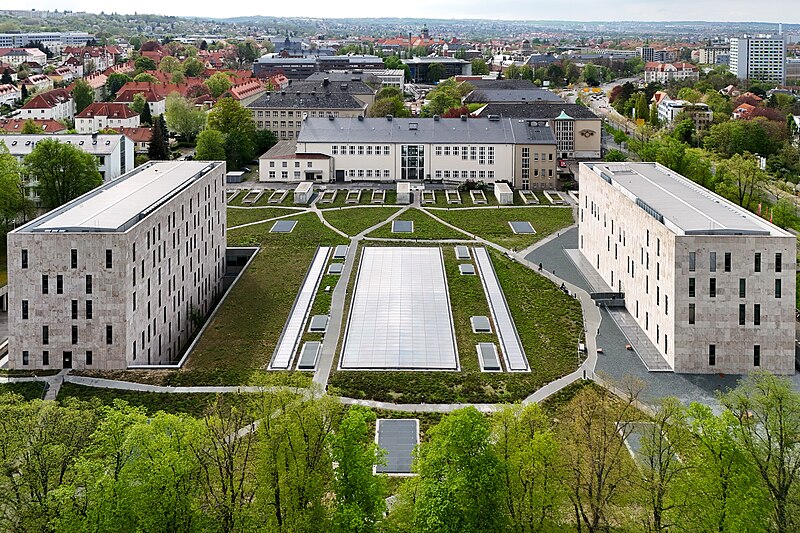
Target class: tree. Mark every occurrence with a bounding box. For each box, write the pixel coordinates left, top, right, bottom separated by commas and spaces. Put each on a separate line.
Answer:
368, 96, 407, 118
414, 407, 505, 532
21, 119, 43, 134
133, 73, 158, 83
253, 129, 278, 156
134, 56, 157, 73
106, 73, 131, 98
25, 139, 102, 209
649, 102, 659, 127
171, 70, 185, 84
604, 149, 628, 162
582, 63, 601, 86
235, 40, 260, 67
158, 55, 182, 74
205, 72, 233, 98
471, 58, 489, 75
140, 100, 153, 126
704, 120, 777, 158
634, 92, 649, 121
20, 84, 27, 101
71, 79, 94, 114
183, 56, 205, 77
128, 92, 147, 115
672, 118, 695, 145
492, 403, 563, 532
426, 63, 446, 83
165, 93, 206, 141
148, 115, 170, 161
715, 153, 768, 210
1, 68, 11, 85
722, 373, 800, 533
328, 406, 386, 533
0, 141, 30, 233
195, 129, 227, 161
207, 97, 255, 138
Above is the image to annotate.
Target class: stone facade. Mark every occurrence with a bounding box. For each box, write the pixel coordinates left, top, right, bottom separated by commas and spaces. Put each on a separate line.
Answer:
7, 161, 227, 371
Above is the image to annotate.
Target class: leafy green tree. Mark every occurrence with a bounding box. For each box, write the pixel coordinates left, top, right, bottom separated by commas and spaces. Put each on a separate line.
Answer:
129, 92, 147, 115
492, 403, 563, 532
21, 119, 43, 134
604, 149, 628, 162
148, 115, 170, 161
414, 407, 505, 533
106, 73, 131, 98
25, 139, 102, 209
704, 120, 777, 158
376, 86, 402, 101
368, 96, 408, 118
206, 97, 256, 168
205, 72, 233, 98
722, 373, 800, 533
158, 55, 181, 74
328, 406, 386, 533
133, 72, 158, 83
425, 63, 446, 83
71, 79, 94, 114
649, 102, 659, 127
171, 70, 185, 84
634, 92, 649, 121
672, 118, 695, 144
715, 153, 768, 210
195, 129, 227, 161
471, 58, 489, 75
134, 56, 157, 73
0, 141, 30, 232
253, 129, 279, 156
0, 68, 11, 85
165, 93, 206, 141
582, 63, 601, 86
182, 56, 205, 77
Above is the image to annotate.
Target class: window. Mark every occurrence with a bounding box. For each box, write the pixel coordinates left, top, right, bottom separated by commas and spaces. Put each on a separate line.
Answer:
71, 300, 78, 320
21, 299, 28, 319
22, 351, 29, 366
106, 249, 113, 268
43, 351, 49, 366
689, 304, 695, 324
106, 325, 113, 345
708, 344, 716, 366
739, 304, 746, 326
724, 252, 731, 272
775, 279, 782, 298
709, 278, 716, 298
72, 325, 78, 345
739, 279, 746, 298
753, 345, 761, 367
656, 238, 660, 256
688, 252, 696, 272
21, 249, 28, 269
56, 275, 63, 294
689, 278, 695, 297
86, 300, 93, 320
775, 253, 782, 273
755, 252, 761, 273
42, 274, 49, 294
86, 351, 92, 365
86, 275, 92, 294
665, 295, 668, 315
71, 249, 78, 269
754, 304, 761, 326
709, 251, 716, 272
43, 325, 49, 345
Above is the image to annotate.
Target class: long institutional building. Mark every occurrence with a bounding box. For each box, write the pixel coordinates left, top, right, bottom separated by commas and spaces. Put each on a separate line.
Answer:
260, 116, 558, 189
579, 162, 796, 374
7, 161, 227, 370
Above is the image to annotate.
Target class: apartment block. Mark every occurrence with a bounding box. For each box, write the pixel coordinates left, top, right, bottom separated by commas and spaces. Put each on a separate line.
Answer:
579, 162, 795, 374
6, 161, 227, 370
730, 35, 786, 84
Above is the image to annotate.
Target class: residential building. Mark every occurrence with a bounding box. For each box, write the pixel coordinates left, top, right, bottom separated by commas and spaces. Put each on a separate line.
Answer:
0, 118, 67, 134
75, 102, 140, 133
402, 56, 472, 82
637, 46, 655, 62
20, 88, 74, 121
259, 140, 332, 181
732, 102, 757, 120
247, 81, 371, 141
698, 45, 731, 65
0, 48, 47, 68
643, 62, 700, 84
474, 103, 602, 159
20, 74, 53, 94
114, 82, 170, 115
657, 97, 714, 128
225, 78, 266, 106
0, 134, 134, 190
49, 66, 75, 84
578, 162, 795, 374
730, 35, 786, 84
265, 116, 558, 189
0, 83, 20, 106
76, 72, 109, 101
114, 126, 152, 153
6, 160, 227, 370
786, 58, 800, 84
653, 49, 679, 63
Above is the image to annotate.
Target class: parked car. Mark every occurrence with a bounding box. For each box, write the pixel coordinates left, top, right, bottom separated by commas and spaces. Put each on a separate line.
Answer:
241, 167, 252, 173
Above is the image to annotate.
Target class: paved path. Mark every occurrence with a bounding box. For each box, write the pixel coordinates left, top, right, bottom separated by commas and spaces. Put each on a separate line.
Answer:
64, 375, 313, 396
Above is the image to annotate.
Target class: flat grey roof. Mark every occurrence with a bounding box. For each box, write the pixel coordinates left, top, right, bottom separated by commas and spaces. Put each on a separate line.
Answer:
328, 262, 344, 274
459, 263, 476, 275
298, 341, 321, 370
509, 221, 536, 234
454, 245, 470, 259
471, 316, 492, 333
271, 220, 298, 233
297, 117, 556, 145
308, 315, 329, 332
340, 247, 458, 370
392, 220, 414, 233
477, 343, 502, 371
464, 89, 563, 104
375, 419, 418, 474
19, 161, 220, 233
333, 244, 349, 259
586, 162, 789, 236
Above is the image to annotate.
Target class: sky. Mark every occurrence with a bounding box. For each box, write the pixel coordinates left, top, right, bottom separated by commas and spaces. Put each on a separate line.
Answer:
30, 1, 800, 23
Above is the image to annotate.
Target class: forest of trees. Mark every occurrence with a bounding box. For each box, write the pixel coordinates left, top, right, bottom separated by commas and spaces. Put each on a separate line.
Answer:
1, 372, 799, 533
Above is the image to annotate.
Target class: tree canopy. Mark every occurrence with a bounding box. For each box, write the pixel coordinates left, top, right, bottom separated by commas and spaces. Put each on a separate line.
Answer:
24, 139, 102, 209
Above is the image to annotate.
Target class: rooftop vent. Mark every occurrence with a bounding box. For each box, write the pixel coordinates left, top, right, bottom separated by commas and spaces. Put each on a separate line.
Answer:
357, 115, 364, 121
488, 114, 500, 121
323, 78, 329, 86
386, 114, 393, 121
409, 122, 418, 130
460, 115, 467, 121
433, 114, 440, 121
328, 115, 335, 121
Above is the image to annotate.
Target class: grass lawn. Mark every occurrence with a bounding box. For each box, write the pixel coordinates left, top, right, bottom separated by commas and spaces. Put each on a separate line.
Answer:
71, 368, 312, 387
430, 188, 530, 208
328, 246, 584, 404
366, 208, 468, 241
0, 381, 47, 401
186, 212, 347, 378
57, 382, 256, 417
227, 207, 305, 228
430, 206, 573, 249
321, 207, 401, 236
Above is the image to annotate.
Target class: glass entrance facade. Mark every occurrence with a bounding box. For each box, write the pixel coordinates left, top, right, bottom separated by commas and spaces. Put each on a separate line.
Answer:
401, 145, 425, 180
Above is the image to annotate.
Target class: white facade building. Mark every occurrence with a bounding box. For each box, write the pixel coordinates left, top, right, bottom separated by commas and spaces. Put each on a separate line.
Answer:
656, 98, 714, 129
0, 83, 20, 106
75, 103, 141, 134
6, 161, 227, 370
730, 35, 786, 84
579, 162, 795, 374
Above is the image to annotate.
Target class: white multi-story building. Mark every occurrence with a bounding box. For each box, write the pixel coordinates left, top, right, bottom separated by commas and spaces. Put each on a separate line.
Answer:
0, 83, 20, 106
730, 35, 786, 84
75, 103, 140, 134
579, 162, 795, 374
656, 98, 714, 129
643, 62, 700, 84
0, 32, 92, 55
261, 116, 558, 189
6, 161, 227, 370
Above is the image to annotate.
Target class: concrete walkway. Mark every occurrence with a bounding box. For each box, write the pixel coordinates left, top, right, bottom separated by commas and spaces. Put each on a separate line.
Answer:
64, 375, 312, 396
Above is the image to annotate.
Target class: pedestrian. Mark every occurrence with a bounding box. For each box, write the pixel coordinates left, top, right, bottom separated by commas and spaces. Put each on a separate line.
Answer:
538, 262, 543, 271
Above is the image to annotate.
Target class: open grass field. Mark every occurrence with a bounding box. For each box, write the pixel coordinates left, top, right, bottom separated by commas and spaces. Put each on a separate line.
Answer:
226, 207, 305, 228
187, 212, 347, 377
431, 206, 574, 249
321, 206, 401, 237
366, 208, 468, 241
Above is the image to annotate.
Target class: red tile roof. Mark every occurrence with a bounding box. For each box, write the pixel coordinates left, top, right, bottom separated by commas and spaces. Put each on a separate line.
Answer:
0, 118, 67, 133
112, 126, 152, 142
21, 88, 71, 110
76, 102, 139, 119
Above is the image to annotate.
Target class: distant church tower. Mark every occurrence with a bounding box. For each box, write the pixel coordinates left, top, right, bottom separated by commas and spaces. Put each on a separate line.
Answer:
420, 24, 430, 39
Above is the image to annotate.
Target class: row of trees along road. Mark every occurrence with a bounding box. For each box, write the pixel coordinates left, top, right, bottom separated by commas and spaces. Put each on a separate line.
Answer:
1, 372, 799, 532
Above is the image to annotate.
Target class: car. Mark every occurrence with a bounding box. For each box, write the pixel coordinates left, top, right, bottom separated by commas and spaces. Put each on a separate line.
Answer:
241, 167, 252, 173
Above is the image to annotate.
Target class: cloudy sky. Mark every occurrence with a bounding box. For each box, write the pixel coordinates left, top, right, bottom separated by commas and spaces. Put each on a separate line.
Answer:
34, 1, 798, 23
